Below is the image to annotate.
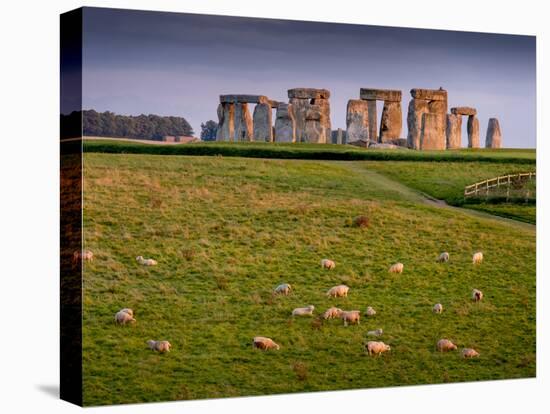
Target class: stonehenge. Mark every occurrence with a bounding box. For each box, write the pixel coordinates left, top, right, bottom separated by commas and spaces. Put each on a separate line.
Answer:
407, 88, 448, 150
345, 88, 402, 143
485, 118, 502, 148
446, 107, 479, 149
214, 86, 502, 149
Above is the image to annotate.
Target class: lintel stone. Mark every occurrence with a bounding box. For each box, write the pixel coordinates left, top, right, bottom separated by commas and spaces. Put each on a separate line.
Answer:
359, 88, 402, 102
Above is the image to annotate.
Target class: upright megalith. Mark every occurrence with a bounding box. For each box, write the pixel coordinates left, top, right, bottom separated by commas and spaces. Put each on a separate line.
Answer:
408, 88, 447, 150
274, 103, 296, 143
359, 88, 402, 143
217, 102, 235, 141
288, 88, 331, 143
253, 102, 273, 142
446, 113, 462, 149
420, 113, 446, 150
467, 116, 480, 148
346, 99, 369, 142
234, 103, 253, 141
485, 118, 502, 148
379, 101, 403, 142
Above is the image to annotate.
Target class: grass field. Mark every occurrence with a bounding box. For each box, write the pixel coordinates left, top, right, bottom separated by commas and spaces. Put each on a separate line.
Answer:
82, 153, 535, 406
364, 161, 536, 223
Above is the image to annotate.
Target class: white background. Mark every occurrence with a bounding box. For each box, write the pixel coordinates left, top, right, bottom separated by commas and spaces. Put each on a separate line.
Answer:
0, 0, 547, 412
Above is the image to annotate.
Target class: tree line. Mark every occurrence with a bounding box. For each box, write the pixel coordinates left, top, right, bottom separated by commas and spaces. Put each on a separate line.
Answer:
80, 110, 194, 140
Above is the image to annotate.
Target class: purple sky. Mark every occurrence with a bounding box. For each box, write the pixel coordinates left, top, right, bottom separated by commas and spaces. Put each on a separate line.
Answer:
82, 7, 536, 148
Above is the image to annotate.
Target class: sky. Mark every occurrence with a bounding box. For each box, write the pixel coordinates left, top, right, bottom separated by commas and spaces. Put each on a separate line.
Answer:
81, 7, 536, 148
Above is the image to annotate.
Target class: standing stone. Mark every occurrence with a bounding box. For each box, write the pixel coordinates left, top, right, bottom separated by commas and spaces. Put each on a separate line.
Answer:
485, 118, 502, 148
289, 98, 309, 142
234, 103, 253, 141
366, 100, 378, 142
346, 99, 369, 142
252, 103, 272, 142
336, 128, 345, 144
216, 103, 224, 141
303, 105, 325, 143
379, 101, 402, 142
274, 103, 296, 143
420, 113, 446, 150
407, 99, 429, 149
217, 103, 234, 141
317, 98, 332, 143
446, 113, 462, 149
467, 115, 480, 148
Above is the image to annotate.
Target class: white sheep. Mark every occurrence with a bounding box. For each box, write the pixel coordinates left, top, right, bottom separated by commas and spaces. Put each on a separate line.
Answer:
366, 341, 391, 356
389, 262, 404, 274
147, 340, 171, 353
322, 307, 343, 320
274, 283, 291, 295
136, 255, 158, 266
115, 308, 136, 324
437, 252, 450, 263
462, 348, 480, 358
433, 303, 443, 314
472, 289, 484, 302
321, 259, 336, 270
326, 285, 349, 298
340, 310, 360, 326
472, 251, 483, 265
437, 339, 457, 352
365, 306, 376, 317
253, 336, 280, 350
292, 305, 315, 316
367, 328, 383, 337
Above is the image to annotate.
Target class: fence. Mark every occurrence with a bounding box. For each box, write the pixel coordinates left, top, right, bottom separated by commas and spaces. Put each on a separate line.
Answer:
464, 172, 536, 200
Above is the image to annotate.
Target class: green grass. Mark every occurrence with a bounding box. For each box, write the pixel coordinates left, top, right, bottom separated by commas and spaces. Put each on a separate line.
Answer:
364, 161, 536, 223
82, 154, 535, 406
83, 139, 536, 164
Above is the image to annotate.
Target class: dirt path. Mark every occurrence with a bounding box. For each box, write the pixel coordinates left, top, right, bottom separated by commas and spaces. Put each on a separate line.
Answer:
334, 161, 535, 232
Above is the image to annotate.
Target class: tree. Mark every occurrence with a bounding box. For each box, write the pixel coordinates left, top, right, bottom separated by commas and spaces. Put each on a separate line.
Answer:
200, 120, 218, 141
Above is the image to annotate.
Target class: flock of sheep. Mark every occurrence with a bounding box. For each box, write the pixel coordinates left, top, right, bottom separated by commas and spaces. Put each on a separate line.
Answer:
253, 252, 484, 358
78, 248, 485, 359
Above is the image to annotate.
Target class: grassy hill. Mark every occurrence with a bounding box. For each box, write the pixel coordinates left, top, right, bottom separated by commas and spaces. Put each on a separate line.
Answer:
82, 153, 535, 405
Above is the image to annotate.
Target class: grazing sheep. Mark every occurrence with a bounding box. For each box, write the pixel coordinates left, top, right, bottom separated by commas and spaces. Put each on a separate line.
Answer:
321, 259, 336, 270
340, 310, 361, 326
253, 336, 280, 350
366, 341, 391, 356
136, 255, 158, 266
147, 340, 171, 353
472, 251, 483, 265
322, 307, 343, 320
437, 339, 457, 352
388, 262, 404, 274
437, 252, 449, 263
115, 309, 136, 324
73, 249, 93, 263
274, 283, 291, 295
433, 303, 443, 314
462, 348, 480, 358
326, 285, 349, 298
367, 329, 383, 337
292, 305, 315, 316
365, 306, 376, 317
472, 289, 484, 302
